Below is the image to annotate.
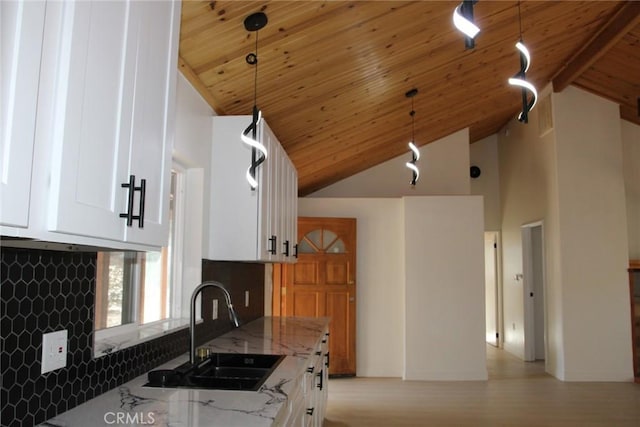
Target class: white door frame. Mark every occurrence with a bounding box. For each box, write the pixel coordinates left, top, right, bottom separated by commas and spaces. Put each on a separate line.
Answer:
484, 231, 502, 347
521, 221, 547, 362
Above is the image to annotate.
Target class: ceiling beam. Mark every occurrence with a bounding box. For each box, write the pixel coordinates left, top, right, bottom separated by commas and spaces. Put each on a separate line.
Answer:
178, 56, 226, 115
552, 1, 640, 92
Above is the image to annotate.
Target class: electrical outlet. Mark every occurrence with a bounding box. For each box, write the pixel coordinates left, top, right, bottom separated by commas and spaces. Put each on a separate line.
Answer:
41, 330, 67, 374
212, 299, 218, 320
245, 290, 250, 307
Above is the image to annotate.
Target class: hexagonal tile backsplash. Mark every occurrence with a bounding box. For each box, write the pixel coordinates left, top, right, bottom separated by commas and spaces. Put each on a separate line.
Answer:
0, 248, 189, 427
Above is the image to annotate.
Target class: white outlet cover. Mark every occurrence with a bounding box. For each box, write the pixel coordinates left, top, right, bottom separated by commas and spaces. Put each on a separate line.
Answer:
41, 330, 67, 374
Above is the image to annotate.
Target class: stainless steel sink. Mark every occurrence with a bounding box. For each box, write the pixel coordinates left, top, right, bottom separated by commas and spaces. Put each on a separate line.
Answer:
144, 353, 285, 391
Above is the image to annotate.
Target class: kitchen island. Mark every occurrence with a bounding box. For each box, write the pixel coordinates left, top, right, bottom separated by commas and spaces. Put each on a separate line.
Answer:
40, 317, 330, 426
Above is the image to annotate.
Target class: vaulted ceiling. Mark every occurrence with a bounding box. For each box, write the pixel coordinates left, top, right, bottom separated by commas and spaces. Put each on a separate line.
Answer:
178, 1, 640, 196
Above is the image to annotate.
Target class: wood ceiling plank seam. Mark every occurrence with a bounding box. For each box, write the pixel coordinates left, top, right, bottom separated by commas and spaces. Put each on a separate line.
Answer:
552, 0, 640, 92
290, 102, 518, 173
288, 96, 520, 156
281, 87, 518, 155
574, 74, 639, 106
262, 64, 537, 140
188, 1, 403, 74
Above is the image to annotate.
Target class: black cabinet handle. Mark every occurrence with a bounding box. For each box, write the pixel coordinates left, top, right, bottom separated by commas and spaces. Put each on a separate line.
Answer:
316, 369, 323, 390
119, 175, 136, 226
293, 244, 298, 258
136, 178, 146, 228
268, 235, 277, 254
306, 367, 314, 373
283, 240, 290, 256
306, 408, 314, 416
325, 351, 330, 368
119, 175, 146, 228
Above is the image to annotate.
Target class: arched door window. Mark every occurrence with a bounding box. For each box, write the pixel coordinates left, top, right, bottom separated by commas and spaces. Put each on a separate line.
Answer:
298, 228, 346, 254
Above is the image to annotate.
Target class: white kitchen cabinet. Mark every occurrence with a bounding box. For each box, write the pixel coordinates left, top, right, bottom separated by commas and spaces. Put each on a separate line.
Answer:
207, 115, 298, 263
43, 0, 179, 247
0, 1, 46, 228
1, 0, 180, 249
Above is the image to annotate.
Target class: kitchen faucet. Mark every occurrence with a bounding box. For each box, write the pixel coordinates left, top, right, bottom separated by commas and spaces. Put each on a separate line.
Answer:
189, 281, 241, 365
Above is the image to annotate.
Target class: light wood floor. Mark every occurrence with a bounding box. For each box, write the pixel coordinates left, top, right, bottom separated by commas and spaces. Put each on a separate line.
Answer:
324, 345, 640, 426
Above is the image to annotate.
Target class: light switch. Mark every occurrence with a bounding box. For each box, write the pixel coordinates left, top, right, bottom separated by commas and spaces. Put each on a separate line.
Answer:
41, 330, 67, 374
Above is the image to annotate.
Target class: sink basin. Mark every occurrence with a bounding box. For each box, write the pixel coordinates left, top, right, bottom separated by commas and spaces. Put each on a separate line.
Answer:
144, 353, 285, 391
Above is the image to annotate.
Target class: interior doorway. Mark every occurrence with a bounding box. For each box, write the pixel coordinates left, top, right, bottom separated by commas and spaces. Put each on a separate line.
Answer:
522, 222, 546, 362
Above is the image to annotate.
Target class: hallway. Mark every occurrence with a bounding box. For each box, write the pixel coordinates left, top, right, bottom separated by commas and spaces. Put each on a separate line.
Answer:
324, 346, 640, 426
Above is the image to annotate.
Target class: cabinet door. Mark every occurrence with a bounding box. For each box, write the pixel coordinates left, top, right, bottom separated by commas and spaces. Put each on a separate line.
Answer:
209, 115, 260, 260
45, 0, 133, 241
122, 0, 179, 246
45, 0, 178, 246
0, 1, 46, 228
259, 120, 278, 262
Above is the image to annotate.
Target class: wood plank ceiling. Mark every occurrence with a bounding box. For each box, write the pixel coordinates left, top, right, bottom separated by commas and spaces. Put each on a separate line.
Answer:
179, 1, 640, 196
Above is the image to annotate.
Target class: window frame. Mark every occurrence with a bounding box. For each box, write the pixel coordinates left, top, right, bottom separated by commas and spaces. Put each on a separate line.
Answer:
93, 166, 188, 357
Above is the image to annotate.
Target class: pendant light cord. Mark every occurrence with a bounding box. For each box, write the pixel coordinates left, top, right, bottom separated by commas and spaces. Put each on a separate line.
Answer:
253, 31, 259, 108
411, 98, 416, 144
518, 1, 523, 39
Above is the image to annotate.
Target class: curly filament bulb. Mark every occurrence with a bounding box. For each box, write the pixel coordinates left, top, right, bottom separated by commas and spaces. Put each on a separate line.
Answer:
515, 41, 531, 72
508, 77, 538, 112
453, 4, 480, 39
408, 142, 420, 161
240, 110, 267, 189
406, 162, 420, 184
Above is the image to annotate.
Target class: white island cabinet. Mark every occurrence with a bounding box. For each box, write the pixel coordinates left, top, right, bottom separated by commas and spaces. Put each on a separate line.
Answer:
206, 115, 298, 262
1, 0, 180, 250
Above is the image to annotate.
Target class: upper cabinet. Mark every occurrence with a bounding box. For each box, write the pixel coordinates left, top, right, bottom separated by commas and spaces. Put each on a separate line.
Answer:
0, 0, 180, 249
0, 1, 46, 228
206, 116, 298, 263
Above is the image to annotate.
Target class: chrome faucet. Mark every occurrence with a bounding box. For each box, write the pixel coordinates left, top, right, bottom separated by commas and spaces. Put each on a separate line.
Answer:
189, 281, 241, 365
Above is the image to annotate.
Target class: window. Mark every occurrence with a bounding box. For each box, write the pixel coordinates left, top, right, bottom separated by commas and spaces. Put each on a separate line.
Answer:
94, 171, 180, 333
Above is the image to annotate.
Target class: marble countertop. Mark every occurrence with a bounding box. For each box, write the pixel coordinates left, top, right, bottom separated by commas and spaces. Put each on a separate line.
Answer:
41, 317, 330, 427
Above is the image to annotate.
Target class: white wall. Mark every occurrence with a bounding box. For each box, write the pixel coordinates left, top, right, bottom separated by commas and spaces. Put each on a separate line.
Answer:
497, 86, 560, 366
308, 129, 471, 197
498, 85, 634, 381
470, 134, 501, 231
173, 72, 214, 317
297, 198, 405, 377
553, 86, 632, 381
403, 196, 487, 380
621, 120, 640, 260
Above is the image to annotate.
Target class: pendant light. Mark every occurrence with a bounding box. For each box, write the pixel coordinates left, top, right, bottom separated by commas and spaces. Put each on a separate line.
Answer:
453, 0, 480, 49
508, 1, 537, 123
404, 89, 420, 187
241, 12, 268, 190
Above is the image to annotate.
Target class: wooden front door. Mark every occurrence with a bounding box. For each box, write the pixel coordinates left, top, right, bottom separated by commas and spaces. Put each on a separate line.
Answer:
284, 217, 356, 376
